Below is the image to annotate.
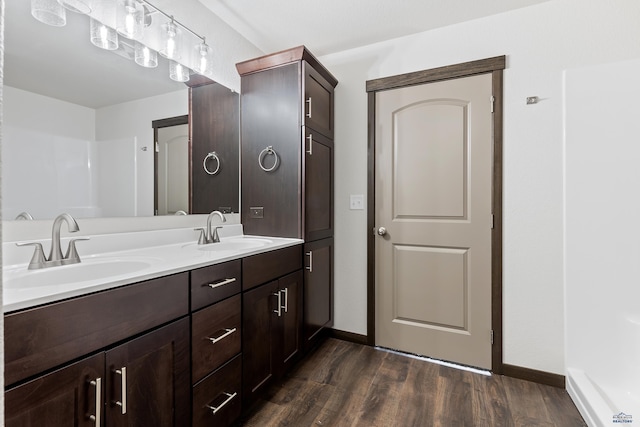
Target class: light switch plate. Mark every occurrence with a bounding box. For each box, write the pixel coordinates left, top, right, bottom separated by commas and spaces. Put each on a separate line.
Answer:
350, 194, 364, 210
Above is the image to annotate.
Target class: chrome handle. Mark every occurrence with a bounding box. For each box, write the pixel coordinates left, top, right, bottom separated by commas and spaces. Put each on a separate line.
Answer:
281, 288, 288, 313
207, 277, 237, 289
207, 328, 237, 344
306, 133, 313, 155
114, 367, 127, 414
273, 291, 282, 317
89, 377, 102, 424
305, 251, 313, 273
306, 97, 312, 118
377, 227, 387, 236
205, 392, 237, 415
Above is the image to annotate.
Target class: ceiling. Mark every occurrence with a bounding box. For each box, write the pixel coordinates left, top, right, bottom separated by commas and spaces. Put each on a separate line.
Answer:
4, 0, 549, 109
198, 0, 549, 57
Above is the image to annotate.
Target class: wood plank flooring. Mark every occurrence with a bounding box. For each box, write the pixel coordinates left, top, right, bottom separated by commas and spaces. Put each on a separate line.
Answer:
240, 338, 586, 427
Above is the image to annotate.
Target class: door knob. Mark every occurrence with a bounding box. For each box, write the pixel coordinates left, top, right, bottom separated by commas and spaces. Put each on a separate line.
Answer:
377, 227, 387, 236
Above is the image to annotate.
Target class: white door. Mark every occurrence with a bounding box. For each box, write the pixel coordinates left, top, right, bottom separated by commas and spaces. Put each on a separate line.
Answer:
157, 124, 189, 215
375, 73, 494, 369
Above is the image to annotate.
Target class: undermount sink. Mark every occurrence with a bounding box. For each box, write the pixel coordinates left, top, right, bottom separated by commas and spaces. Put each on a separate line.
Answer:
197, 237, 273, 252
4, 257, 157, 289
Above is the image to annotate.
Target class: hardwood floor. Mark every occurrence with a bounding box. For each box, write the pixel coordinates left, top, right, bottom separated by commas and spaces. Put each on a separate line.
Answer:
240, 338, 586, 427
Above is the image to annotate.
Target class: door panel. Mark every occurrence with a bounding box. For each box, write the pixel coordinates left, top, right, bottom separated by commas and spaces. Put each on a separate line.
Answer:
304, 128, 333, 241
375, 73, 493, 369
303, 238, 333, 346
303, 61, 334, 138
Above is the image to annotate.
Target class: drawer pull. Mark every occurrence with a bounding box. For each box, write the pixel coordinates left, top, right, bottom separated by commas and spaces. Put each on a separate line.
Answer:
273, 291, 282, 317
88, 377, 101, 424
281, 288, 288, 313
306, 96, 312, 118
207, 277, 237, 289
305, 251, 313, 273
206, 392, 238, 415
207, 328, 237, 344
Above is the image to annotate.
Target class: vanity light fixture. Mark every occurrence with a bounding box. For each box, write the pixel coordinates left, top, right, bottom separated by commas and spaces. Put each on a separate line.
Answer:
135, 42, 158, 68
90, 18, 119, 50
31, 0, 67, 27
193, 39, 213, 76
116, 0, 144, 39
169, 61, 190, 82
31, 0, 217, 82
159, 18, 182, 60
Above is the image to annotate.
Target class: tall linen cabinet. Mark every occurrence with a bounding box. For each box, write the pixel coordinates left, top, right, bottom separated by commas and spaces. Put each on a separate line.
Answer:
237, 46, 337, 349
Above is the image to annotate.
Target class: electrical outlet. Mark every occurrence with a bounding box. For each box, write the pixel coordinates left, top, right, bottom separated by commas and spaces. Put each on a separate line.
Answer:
249, 207, 264, 218
350, 195, 364, 210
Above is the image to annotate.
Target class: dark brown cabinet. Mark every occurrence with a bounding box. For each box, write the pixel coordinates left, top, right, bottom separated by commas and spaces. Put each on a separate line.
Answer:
303, 238, 334, 347
5, 353, 103, 427
190, 261, 243, 427
242, 270, 303, 408
189, 80, 240, 214
240, 245, 303, 409
237, 46, 337, 354
5, 319, 190, 427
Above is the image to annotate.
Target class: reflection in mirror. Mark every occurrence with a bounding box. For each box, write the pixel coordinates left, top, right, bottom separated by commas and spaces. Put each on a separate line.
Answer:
1, 0, 240, 220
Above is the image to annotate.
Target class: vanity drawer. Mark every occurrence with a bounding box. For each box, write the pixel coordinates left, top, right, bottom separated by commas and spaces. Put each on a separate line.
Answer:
192, 294, 242, 383
5, 272, 189, 386
242, 245, 302, 291
193, 354, 242, 427
191, 260, 242, 311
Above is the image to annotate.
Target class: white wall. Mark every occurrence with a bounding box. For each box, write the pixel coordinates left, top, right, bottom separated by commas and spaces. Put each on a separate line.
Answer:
320, 0, 640, 374
2, 86, 98, 220
95, 90, 188, 217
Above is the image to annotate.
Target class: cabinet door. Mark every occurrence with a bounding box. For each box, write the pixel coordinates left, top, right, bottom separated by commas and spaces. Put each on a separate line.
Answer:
5, 353, 104, 427
242, 280, 278, 408
275, 270, 303, 377
303, 238, 334, 347
304, 128, 333, 241
191, 82, 240, 214
303, 61, 335, 139
241, 62, 302, 238
105, 318, 190, 427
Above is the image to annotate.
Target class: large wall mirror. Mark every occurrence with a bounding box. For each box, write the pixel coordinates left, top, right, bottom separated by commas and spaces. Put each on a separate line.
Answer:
2, 0, 240, 221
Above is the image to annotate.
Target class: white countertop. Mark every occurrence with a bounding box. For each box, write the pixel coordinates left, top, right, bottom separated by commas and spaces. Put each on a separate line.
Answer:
3, 225, 302, 313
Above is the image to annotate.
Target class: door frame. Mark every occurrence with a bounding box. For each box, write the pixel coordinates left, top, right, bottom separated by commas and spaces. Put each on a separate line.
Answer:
365, 56, 506, 373
152, 115, 189, 215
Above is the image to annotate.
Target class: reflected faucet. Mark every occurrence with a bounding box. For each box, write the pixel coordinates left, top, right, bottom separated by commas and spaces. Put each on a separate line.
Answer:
195, 211, 226, 244
16, 213, 88, 269
15, 211, 34, 220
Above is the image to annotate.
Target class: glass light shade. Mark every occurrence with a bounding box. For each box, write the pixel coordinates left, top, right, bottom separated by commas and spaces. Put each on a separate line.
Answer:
116, 0, 143, 39
193, 42, 213, 76
31, 0, 66, 26
90, 18, 118, 50
57, 0, 92, 14
169, 61, 190, 83
135, 42, 158, 68
160, 20, 182, 60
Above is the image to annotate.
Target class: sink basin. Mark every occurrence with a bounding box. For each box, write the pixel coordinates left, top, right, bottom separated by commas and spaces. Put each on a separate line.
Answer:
197, 237, 273, 252
4, 257, 156, 289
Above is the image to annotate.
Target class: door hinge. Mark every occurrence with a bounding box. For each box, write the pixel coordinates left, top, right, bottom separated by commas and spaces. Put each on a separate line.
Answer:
155, 141, 159, 153
491, 330, 494, 345
491, 214, 495, 229
490, 96, 495, 113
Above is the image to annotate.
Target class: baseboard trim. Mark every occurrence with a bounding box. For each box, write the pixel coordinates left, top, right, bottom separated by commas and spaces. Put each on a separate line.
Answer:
328, 329, 369, 345
502, 363, 565, 389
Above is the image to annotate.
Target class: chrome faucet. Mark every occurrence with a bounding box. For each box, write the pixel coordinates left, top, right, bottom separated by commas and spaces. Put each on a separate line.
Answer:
16, 213, 88, 269
195, 210, 226, 244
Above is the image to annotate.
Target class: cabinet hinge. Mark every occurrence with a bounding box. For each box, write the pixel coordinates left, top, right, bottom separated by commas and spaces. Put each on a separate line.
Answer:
490, 96, 495, 113
491, 330, 494, 345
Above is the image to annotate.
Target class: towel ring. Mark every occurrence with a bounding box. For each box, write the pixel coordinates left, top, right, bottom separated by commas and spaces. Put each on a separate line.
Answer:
203, 152, 221, 175
258, 146, 279, 172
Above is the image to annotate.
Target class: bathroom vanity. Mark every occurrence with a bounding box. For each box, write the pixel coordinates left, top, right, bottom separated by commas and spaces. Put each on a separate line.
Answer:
3, 227, 304, 427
